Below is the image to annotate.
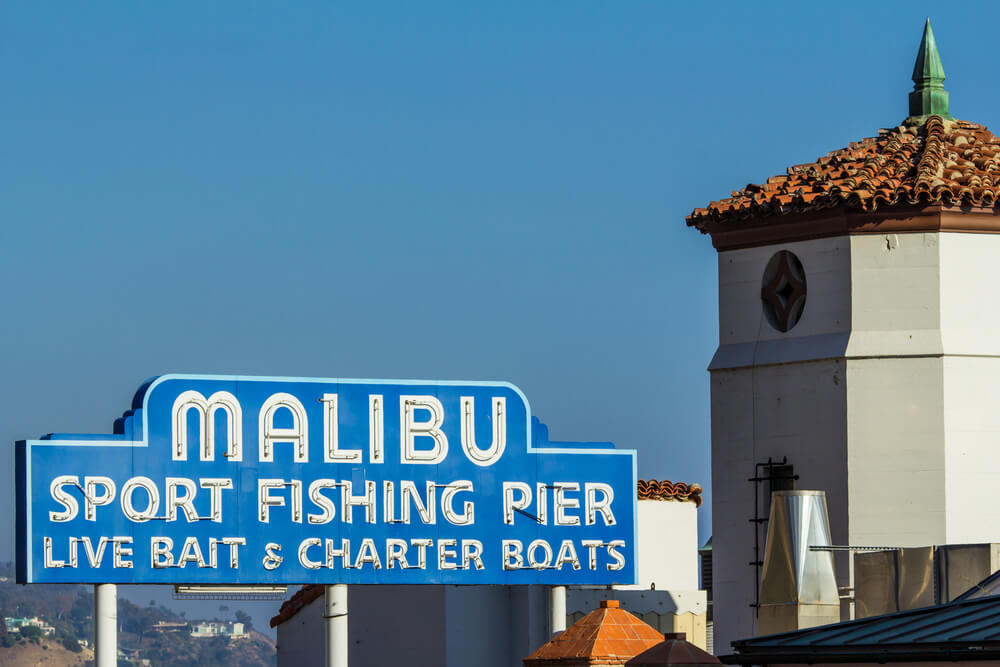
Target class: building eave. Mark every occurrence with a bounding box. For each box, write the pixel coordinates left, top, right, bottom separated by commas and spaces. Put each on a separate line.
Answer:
694, 204, 1000, 251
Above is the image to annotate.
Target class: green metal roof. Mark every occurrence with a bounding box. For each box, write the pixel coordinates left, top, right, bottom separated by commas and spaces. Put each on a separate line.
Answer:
725, 595, 1000, 664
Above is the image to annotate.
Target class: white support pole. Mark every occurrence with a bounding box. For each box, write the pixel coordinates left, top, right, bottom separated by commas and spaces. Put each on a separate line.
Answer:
550, 585, 567, 636
325, 584, 348, 667
94, 584, 117, 667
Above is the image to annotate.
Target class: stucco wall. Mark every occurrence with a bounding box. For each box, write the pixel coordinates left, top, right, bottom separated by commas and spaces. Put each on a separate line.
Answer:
845, 356, 946, 547
277, 584, 548, 667
708, 232, 989, 654
619, 499, 699, 591
943, 356, 1000, 543
444, 585, 549, 667
351, 585, 448, 666
276, 593, 324, 667
711, 236, 853, 655
939, 233, 1000, 544
710, 358, 849, 653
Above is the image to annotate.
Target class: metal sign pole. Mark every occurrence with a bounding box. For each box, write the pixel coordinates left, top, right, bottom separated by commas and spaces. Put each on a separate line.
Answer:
550, 585, 567, 636
94, 583, 117, 667
325, 584, 348, 667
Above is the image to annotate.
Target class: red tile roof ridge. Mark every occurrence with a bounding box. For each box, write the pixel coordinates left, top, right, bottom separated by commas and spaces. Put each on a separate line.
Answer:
269, 584, 324, 628
688, 115, 1000, 228
637, 479, 703, 507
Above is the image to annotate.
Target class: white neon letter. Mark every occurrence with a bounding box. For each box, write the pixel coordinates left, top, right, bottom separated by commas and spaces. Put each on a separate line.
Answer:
44, 537, 66, 568
178, 537, 207, 568
49, 475, 79, 522
221, 537, 245, 568
199, 478, 233, 523
438, 539, 458, 570
307, 479, 338, 525
585, 483, 616, 526
259, 393, 309, 462
387, 539, 409, 569
322, 393, 361, 463
400, 396, 448, 464
502, 482, 531, 525
607, 540, 626, 571
527, 539, 553, 569
555, 540, 581, 570
113, 538, 133, 569
400, 481, 436, 524
354, 538, 382, 569
553, 482, 581, 526
369, 394, 384, 463
84, 476, 116, 522
165, 477, 198, 522
151, 538, 174, 568
502, 540, 524, 570
462, 540, 485, 570
582, 539, 602, 570
121, 477, 160, 522
460, 396, 506, 466
299, 538, 323, 570
258, 479, 286, 522
340, 480, 377, 524
441, 480, 475, 526
171, 390, 242, 462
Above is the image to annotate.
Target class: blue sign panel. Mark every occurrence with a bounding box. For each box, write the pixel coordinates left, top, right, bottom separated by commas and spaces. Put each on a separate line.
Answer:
16, 375, 637, 585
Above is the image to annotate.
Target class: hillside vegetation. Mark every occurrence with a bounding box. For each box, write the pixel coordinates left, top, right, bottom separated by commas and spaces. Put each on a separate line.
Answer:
0, 636, 94, 666
0, 563, 275, 666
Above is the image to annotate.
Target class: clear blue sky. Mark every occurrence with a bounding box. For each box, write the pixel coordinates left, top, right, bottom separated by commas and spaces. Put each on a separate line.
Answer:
1, 0, 995, 636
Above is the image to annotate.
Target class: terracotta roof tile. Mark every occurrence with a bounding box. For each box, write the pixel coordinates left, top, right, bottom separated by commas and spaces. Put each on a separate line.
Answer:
687, 116, 1000, 228
269, 584, 324, 628
637, 479, 703, 506
524, 600, 664, 665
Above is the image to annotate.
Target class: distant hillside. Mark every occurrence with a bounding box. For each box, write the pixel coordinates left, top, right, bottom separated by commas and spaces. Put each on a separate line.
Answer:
0, 636, 94, 666
0, 562, 275, 666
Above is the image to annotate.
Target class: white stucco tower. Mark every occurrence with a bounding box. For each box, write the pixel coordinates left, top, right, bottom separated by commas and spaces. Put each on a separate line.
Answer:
687, 21, 1000, 654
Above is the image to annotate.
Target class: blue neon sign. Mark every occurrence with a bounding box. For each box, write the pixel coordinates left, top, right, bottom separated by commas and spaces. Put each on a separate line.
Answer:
16, 375, 637, 585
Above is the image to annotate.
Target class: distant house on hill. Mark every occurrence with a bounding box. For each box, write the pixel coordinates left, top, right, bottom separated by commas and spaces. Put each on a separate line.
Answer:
152, 620, 189, 633
190, 621, 245, 639
4, 616, 54, 636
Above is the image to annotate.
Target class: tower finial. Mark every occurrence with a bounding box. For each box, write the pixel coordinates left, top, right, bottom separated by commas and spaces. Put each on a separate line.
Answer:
907, 18, 950, 122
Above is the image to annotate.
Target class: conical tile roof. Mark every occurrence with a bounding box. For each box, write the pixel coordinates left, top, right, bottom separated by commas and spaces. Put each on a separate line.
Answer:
524, 600, 664, 665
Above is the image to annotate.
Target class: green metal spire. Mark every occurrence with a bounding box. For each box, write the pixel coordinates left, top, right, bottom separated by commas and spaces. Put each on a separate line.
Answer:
907, 18, 951, 122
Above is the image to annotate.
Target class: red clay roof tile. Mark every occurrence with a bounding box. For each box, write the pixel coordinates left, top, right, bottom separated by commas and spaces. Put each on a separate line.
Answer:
637, 479, 703, 506
688, 116, 1000, 229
